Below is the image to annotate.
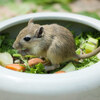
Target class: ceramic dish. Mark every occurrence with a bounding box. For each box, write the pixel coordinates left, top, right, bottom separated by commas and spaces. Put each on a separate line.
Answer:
0, 12, 100, 100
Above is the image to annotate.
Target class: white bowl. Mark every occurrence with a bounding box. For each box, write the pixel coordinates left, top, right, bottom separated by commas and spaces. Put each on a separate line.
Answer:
0, 12, 100, 100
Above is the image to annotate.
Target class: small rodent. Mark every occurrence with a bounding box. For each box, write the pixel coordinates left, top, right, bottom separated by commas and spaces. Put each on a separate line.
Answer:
13, 19, 100, 71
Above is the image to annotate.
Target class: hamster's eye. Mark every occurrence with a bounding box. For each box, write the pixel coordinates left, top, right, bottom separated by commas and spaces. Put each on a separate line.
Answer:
23, 37, 31, 41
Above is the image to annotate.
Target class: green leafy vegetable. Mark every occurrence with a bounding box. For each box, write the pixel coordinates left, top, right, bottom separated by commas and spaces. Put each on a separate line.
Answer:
74, 56, 100, 70
76, 48, 82, 55
74, 32, 100, 70
75, 32, 100, 48
0, 34, 17, 54
25, 63, 45, 74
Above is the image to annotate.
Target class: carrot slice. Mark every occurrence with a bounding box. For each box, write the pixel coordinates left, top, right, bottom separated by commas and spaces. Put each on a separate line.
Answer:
6, 64, 25, 72
55, 71, 66, 74
28, 58, 44, 66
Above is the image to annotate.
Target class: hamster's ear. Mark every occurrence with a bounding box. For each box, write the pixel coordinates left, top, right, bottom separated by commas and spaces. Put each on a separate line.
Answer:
28, 19, 34, 31
28, 19, 34, 26
36, 27, 44, 38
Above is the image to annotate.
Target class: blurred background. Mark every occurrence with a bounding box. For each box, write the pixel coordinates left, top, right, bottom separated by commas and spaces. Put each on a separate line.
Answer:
0, 0, 100, 21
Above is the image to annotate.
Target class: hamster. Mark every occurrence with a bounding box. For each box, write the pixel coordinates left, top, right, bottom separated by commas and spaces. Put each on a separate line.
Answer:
13, 19, 100, 71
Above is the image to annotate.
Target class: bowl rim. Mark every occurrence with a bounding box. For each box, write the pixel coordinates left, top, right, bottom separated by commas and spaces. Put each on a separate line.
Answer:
0, 12, 100, 31
0, 12, 100, 95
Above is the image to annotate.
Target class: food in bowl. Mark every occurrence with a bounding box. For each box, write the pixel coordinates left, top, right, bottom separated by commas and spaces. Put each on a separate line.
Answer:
0, 22, 100, 74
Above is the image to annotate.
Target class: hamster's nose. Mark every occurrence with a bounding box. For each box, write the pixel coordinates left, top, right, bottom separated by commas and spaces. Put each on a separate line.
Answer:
12, 43, 18, 49
12, 42, 15, 49
13, 42, 22, 49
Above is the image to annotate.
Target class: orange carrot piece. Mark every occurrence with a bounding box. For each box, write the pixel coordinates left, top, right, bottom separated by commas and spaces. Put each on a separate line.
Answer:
6, 64, 25, 72
28, 58, 44, 66
55, 71, 66, 74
